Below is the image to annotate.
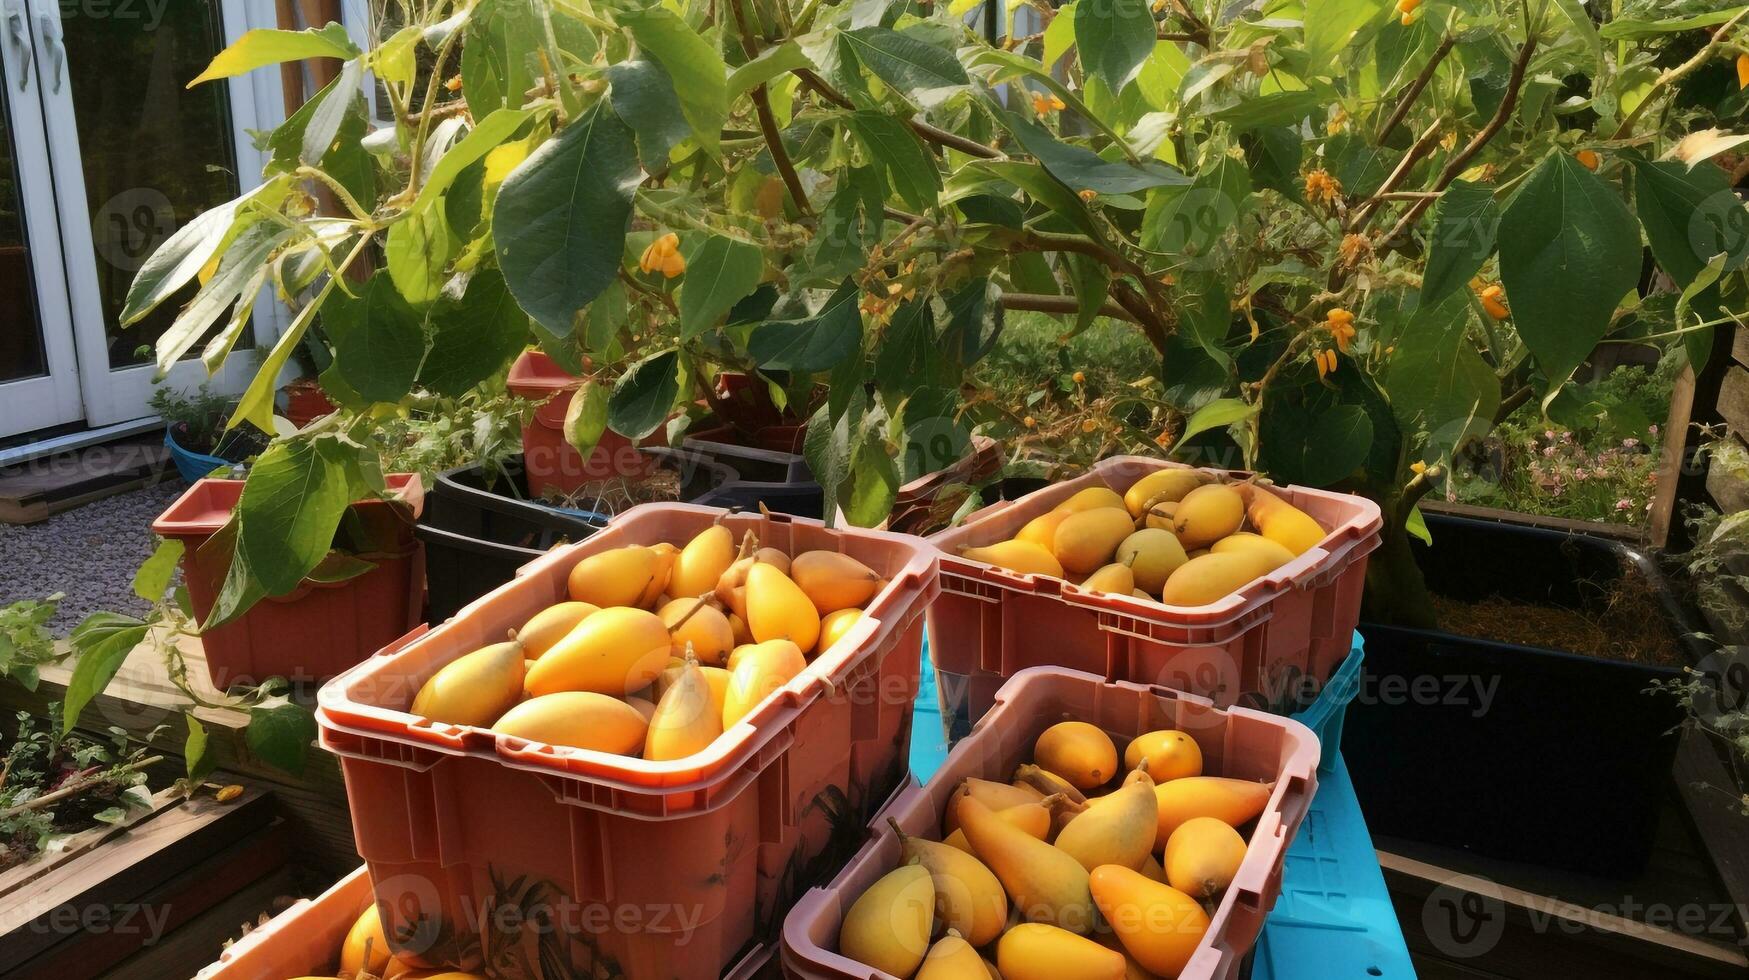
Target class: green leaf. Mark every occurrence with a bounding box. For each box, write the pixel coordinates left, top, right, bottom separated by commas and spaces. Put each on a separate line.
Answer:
413, 109, 533, 211
844, 427, 900, 526
1043, 2, 1077, 69
229, 287, 327, 434
188, 24, 357, 86
1142, 155, 1250, 259
120, 183, 271, 325
728, 40, 813, 96
1176, 398, 1257, 447
153, 221, 293, 374
132, 538, 184, 603
323, 273, 426, 404
236, 439, 354, 595
1420, 180, 1499, 305
608, 348, 681, 439
941, 278, 1004, 368
997, 110, 1186, 195
848, 112, 942, 212
1326, 132, 1393, 199
301, 59, 363, 167
1677, 253, 1728, 374
804, 387, 868, 528
749, 281, 864, 372
963, 160, 1102, 238
842, 28, 968, 108
63, 613, 150, 733
1601, 6, 1749, 39
1066, 253, 1111, 333
1208, 90, 1325, 131
372, 24, 421, 87
564, 380, 611, 458
1242, 127, 1302, 201
619, 6, 727, 156
1076, 0, 1154, 93
1497, 153, 1641, 391
496, 100, 640, 336
463, 0, 540, 114
1630, 155, 1745, 287
1552, 0, 1603, 75
184, 713, 215, 785
420, 269, 530, 396
384, 205, 453, 307
1272, 405, 1375, 487
1384, 290, 1498, 462
1406, 505, 1432, 546
247, 700, 317, 775
679, 236, 765, 339
607, 59, 691, 172
1304, 0, 1387, 71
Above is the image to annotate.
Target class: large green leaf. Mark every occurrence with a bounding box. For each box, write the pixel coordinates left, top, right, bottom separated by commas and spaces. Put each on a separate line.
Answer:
620, 6, 727, 156
848, 112, 942, 212
188, 24, 357, 86
120, 186, 262, 325
842, 28, 968, 108
132, 538, 184, 603
1175, 398, 1257, 448
1304, 0, 1387, 71
412, 108, 533, 210
607, 59, 691, 172
384, 205, 453, 307
300, 59, 363, 167
804, 386, 868, 528
998, 110, 1186, 195
608, 348, 681, 439
564, 380, 611, 458
749, 281, 864, 372
728, 41, 814, 96
1497, 153, 1642, 391
247, 700, 317, 775
1384, 290, 1498, 462
844, 425, 901, 526
463, 0, 539, 114
1242, 128, 1303, 201
421, 269, 530, 395
495, 100, 640, 336
1420, 180, 1500, 305
962, 160, 1102, 238
153, 221, 293, 373
1268, 404, 1376, 487
1142, 155, 1251, 260
323, 273, 426, 403
236, 439, 355, 596
63, 613, 151, 733
679, 236, 764, 339
229, 283, 329, 434
1601, 6, 1749, 39
1076, 0, 1154, 93
1630, 155, 1744, 287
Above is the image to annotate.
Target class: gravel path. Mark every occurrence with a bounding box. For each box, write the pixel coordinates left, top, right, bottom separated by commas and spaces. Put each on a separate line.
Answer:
0, 481, 187, 633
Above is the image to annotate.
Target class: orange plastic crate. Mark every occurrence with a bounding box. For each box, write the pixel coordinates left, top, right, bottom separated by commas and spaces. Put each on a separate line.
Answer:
314, 503, 939, 977
926, 456, 1381, 732
781, 666, 1321, 979
195, 866, 372, 978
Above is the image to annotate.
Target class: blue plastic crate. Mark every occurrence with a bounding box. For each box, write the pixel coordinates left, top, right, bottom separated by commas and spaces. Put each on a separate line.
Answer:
1299, 637, 1364, 775
911, 634, 950, 780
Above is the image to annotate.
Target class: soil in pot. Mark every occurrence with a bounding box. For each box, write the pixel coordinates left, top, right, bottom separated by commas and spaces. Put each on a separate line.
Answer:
541, 469, 683, 513
1429, 571, 1683, 667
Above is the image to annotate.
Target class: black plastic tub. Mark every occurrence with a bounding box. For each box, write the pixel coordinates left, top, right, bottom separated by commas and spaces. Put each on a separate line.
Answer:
680, 432, 823, 518
1344, 514, 1704, 878
418, 449, 737, 622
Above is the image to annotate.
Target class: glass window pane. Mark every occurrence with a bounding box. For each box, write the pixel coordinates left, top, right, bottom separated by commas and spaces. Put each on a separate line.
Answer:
0, 83, 49, 383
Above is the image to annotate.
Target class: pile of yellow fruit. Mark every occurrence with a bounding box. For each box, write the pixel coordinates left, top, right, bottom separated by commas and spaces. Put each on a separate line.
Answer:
837, 720, 1274, 979
289, 899, 477, 978
406, 518, 887, 760
959, 472, 1329, 607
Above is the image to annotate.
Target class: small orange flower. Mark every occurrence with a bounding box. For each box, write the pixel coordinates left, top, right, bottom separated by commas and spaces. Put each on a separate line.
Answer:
1081, 418, 1099, 433
1476, 282, 1509, 320
444, 74, 462, 92
1322, 309, 1357, 352
1575, 149, 1600, 171
1155, 431, 1174, 448
1077, 188, 1098, 202
1327, 107, 1349, 135
1023, 415, 1037, 429
1737, 53, 1749, 90
1410, 459, 1429, 476
1304, 169, 1343, 206
1072, 371, 1085, 384
1030, 91, 1066, 115
1339, 233, 1372, 267
639, 232, 684, 278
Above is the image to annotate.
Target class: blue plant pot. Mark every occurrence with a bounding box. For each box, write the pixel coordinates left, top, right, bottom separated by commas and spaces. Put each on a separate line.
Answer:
165, 426, 235, 484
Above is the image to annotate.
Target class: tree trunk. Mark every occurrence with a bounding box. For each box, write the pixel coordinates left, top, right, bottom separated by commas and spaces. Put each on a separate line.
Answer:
1361, 511, 1439, 629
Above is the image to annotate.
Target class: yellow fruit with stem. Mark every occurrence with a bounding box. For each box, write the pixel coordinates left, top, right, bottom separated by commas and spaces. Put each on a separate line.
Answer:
892, 819, 1009, 946
1122, 469, 1206, 518
942, 776, 1045, 834
340, 904, 393, 978
722, 638, 807, 727
1124, 730, 1203, 782
996, 923, 1125, 980
524, 607, 673, 697
960, 539, 1065, 578
943, 796, 1053, 853
659, 597, 734, 665
1159, 552, 1275, 607
789, 550, 885, 613
670, 520, 736, 601
567, 546, 664, 608
917, 931, 991, 980
513, 602, 598, 660
957, 793, 1095, 932
1016, 509, 1072, 550
1053, 507, 1137, 576
1089, 865, 1210, 978
1081, 560, 1136, 595
1154, 776, 1275, 845
1239, 486, 1327, 555
745, 562, 821, 652
1211, 532, 1297, 571
1115, 528, 1188, 594
639, 542, 679, 608
1165, 816, 1248, 900
410, 640, 525, 727
1171, 484, 1246, 549
838, 865, 935, 979
1034, 721, 1119, 791
490, 691, 648, 755
644, 652, 724, 761
1053, 763, 1158, 872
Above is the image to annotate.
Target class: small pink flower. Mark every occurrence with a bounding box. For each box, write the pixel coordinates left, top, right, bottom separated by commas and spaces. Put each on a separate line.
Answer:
1543, 446, 1557, 457
1622, 438, 1639, 448
1616, 498, 1633, 511
1649, 424, 1660, 436
1574, 468, 1589, 480
1544, 430, 1556, 440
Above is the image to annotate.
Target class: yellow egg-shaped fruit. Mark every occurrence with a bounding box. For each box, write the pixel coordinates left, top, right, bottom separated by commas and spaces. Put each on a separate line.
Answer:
1171, 484, 1247, 549
1088, 865, 1210, 977
1015, 509, 1072, 550
838, 865, 935, 979
1115, 528, 1188, 594
1164, 815, 1248, 900
816, 607, 865, 656
1034, 721, 1119, 791
1080, 561, 1135, 595
409, 641, 525, 727
638, 542, 678, 608
1154, 776, 1274, 844
789, 550, 884, 614
670, 523, 736, 600
660, 597, 735, 665
1241, 486, 1328, 555
1055, 486, 1127, 514
745, 562, 821, 651
514, 602, 598, 660
960, 540, 1065, 578
567, 546, 663, 607
524, 607, 673, 697
339, 904, 393, 978
490, 691, 648, 755
1210, 532, 1297, 572
1122, 469, 1207, 518
722, 638, 807, 727
1052, 507, 1136, 576
1159, 552, 1276, 607
1124, 729, 1204, 782
916, 931, 991, 980
644, 657, 724, 761
996, 923, 1125, 980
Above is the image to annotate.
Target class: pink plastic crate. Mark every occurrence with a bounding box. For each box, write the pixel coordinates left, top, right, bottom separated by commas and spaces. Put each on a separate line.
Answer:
152, 473, 426, 689
781, 666, 1320, 979
195, 866, 372, 978
926, 456, 1381, 731
314, 503, 939, 978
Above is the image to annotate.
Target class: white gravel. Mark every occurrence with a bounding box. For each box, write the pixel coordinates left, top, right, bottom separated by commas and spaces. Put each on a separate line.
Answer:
0, 481, 187, 633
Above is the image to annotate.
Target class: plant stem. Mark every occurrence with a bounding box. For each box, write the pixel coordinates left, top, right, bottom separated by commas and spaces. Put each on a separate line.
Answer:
998, 292, 1134, 321
728, 0, 813, 217
1375, 36, 1456, 145
407, 6, 470, 197
0, 755, 164, 820
794, 71, 1002, 160
1611, 6, 1749, 140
